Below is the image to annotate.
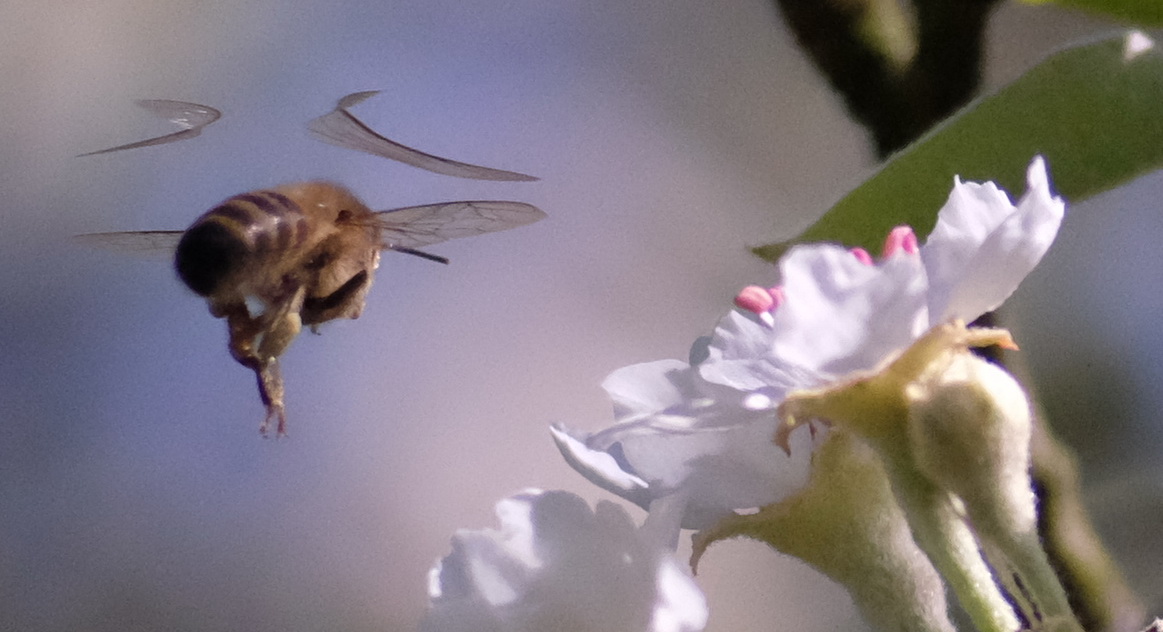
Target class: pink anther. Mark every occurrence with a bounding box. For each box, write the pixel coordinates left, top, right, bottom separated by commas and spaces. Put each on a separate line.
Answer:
850, 247, 873, 266
735, 285, 776, 314
766, 286, 785, 310
882, 225, 919, 257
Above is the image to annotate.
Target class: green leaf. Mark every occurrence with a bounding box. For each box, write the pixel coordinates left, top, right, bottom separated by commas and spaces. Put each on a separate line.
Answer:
755, 31, 1163, 262
1023, 0, 1163, 28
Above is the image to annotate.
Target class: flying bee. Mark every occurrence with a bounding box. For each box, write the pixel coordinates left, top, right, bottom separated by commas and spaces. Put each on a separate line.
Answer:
79, 92, 544, 437
83, 186, 543, 437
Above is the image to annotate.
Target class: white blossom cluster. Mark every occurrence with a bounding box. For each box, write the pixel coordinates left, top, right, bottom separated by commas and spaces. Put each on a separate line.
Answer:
423, 158, 1065, 631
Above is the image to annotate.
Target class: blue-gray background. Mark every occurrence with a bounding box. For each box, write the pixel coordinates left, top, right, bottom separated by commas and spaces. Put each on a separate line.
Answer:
1, 2, 1159, 630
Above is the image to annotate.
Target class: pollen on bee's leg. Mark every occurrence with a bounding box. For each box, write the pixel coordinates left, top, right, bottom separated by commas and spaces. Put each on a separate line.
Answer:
883, 226, 919, 257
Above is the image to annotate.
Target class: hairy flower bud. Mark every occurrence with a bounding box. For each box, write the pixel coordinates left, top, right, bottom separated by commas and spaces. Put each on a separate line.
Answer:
906, 351, 1035, 538
776, 320, 1080, 631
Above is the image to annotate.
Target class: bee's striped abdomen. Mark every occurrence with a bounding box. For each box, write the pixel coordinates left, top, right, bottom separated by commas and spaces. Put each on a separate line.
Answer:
174, 190, 311, 297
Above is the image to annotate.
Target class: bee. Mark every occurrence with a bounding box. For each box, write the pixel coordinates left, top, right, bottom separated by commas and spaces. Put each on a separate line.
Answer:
79, 93, 544, 437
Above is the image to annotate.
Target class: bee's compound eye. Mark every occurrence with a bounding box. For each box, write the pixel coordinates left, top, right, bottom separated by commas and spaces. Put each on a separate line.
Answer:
175, 221, 248, 296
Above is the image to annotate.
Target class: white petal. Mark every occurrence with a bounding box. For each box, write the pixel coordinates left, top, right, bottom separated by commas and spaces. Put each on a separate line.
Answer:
924, 157, 1064, 322
573, 407, 813, 531
421, 491, 708, 632
551, 424, 653, 507
700, 244, 928, 390
922, 177, 1016, 319
641, 491, 692, 550
612, 413, 803, 528
603, 360, 695, 419
769, 244, 927, 377
699, 310, 817, 393
653, 557, 710, 632
562, 361, 813, 529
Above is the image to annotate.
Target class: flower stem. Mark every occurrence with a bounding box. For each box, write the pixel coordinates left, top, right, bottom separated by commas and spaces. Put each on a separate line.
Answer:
986, 529, 1082, 632
884, 454, 1020, 632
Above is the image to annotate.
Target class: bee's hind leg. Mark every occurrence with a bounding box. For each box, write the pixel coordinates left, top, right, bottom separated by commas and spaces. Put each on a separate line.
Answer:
224, 315, 285, 437
252, 360, 286, 438
222, 285, 306, 437
223, 320, 289, 437
252, 310, 303, 437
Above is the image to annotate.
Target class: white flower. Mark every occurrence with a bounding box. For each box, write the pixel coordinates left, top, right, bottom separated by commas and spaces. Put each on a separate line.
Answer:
703, 156, 1064, 393
552, 361, 814, 538
421, 489, 708, 632
555, 157, 1063, 539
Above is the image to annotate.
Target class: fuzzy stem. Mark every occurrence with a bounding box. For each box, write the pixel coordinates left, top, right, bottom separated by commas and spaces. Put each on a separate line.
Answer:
883, 451, 1021, 632
988, 528, 1081, 630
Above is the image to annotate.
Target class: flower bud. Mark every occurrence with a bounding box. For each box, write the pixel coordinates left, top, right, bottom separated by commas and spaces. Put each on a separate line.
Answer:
906, 350, 1035, 538
905, 349, 1080, 628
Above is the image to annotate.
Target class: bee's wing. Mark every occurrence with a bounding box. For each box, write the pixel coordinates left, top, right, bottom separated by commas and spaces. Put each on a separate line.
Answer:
369, 201, 546, 249
74, 230, 184, 259
77, 100, 222, 157
308, 91, 538, 182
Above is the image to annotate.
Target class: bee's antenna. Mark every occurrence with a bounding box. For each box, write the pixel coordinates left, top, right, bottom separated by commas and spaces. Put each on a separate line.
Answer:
391, 246, 450, 265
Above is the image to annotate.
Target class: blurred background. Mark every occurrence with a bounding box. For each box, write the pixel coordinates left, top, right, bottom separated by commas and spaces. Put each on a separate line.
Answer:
0, 1, 1159, 630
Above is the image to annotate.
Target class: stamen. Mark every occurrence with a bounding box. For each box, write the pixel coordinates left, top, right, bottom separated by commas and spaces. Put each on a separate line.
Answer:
735, 285, 775, 314
883, 226, 919, 257
766, 286, 786, 311
850, 247, 873, 266
735, 285, 783, 327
